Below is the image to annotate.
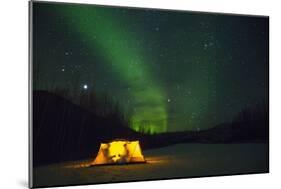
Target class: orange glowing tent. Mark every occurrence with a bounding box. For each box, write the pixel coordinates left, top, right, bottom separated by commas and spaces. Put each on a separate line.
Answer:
91, 140, 146, 165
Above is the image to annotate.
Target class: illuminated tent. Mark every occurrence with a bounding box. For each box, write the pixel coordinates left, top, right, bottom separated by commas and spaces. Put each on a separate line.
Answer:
91, 140, 146, 165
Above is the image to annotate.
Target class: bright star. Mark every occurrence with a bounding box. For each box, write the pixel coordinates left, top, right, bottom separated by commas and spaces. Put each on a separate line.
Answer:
83, 84, 88, 90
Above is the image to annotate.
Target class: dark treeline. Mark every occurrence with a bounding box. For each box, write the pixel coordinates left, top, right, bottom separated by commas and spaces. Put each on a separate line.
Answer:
52, 86, 128, 127
196, 100, 269, 143
230, 100, 269, 141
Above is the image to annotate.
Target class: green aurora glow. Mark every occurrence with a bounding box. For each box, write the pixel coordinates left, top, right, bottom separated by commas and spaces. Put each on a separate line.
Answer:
56, 5, 168, 133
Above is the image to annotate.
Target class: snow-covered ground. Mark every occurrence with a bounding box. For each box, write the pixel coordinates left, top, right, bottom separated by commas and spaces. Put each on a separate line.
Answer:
33, 143, 268, 187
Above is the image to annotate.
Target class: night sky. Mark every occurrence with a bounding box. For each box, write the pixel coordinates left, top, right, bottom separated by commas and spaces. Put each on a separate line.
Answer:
33, 2, 269, 133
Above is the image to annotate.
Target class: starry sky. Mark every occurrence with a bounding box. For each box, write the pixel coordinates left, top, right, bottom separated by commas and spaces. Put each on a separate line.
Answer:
33, 2, 269, 133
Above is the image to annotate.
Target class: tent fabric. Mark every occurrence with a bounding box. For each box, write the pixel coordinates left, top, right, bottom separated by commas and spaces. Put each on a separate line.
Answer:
91, 140, 146, 165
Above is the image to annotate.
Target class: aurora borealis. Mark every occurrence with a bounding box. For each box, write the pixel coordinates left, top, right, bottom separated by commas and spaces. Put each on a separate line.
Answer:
33, 2, 269, 133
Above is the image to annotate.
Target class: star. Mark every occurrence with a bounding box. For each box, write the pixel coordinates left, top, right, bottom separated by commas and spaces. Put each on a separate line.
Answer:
203, 43, 208, 50
83, 84, 88, 90
167, 98, 171, 103
61, 68, 65, 72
